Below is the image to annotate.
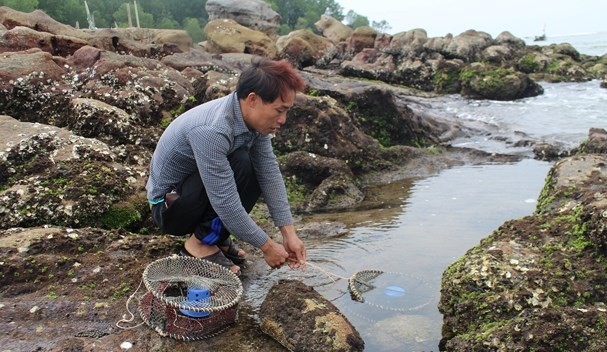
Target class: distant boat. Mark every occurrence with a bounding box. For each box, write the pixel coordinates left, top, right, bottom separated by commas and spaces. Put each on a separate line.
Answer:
534, 24, 547, 42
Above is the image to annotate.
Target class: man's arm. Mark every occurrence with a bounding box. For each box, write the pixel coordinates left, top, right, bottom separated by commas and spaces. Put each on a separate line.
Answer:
250, 136, 307, 269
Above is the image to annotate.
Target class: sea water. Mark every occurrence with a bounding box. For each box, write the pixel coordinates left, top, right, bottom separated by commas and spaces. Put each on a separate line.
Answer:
436, 79, 607, 154
311, 80, 605, 351
245, 37, 607, 351
299, 159, 552, 351
524, 31, 607, 56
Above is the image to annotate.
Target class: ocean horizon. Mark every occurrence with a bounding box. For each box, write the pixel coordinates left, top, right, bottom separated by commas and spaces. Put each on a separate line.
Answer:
523, 30, 607, 56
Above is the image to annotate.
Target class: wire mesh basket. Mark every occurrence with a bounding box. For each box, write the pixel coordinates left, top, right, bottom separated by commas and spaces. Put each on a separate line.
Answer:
138, 255, 243, 340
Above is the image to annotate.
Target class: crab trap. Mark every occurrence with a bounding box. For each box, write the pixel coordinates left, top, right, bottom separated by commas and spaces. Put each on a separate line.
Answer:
137, 255, 243, 341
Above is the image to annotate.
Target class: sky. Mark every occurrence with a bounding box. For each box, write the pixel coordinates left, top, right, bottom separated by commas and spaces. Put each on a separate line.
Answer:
338, 0, 607, 39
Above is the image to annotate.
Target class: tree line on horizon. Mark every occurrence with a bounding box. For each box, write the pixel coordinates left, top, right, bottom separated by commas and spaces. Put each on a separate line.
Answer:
0, 0, 391, 43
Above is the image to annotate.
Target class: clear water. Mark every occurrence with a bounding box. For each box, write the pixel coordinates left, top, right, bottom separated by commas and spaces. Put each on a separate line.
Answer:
297, 159, 551, 351
245, 77, 606, 351
246, 159, 551, 351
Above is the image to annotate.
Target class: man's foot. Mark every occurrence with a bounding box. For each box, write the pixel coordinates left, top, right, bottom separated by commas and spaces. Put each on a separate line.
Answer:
219, 238, 246, 264
183, 235, 240, 275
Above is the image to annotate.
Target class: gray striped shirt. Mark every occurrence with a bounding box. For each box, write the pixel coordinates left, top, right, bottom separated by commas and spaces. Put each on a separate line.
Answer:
146, 92, 293, 248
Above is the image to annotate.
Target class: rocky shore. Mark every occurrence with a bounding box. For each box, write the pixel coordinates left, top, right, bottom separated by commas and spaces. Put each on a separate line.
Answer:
439, 129, 607, 351
1, 1, 606, 351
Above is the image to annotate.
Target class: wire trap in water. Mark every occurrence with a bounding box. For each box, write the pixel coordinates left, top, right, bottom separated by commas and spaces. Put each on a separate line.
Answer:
285, 261, 433, 313
348, 269, 432, 313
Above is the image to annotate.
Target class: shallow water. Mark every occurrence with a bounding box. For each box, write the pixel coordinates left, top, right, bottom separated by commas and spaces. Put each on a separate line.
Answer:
245, 81, 604, 350
304, 159, 551, 351
246, 159, 551, 351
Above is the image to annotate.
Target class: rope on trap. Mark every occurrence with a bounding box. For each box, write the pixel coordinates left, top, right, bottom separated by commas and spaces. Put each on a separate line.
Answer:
117, 255, 244, 341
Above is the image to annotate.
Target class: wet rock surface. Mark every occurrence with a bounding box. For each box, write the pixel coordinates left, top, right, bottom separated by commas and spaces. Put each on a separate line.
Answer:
260, 279, 364, 352
0, 226, 290, 352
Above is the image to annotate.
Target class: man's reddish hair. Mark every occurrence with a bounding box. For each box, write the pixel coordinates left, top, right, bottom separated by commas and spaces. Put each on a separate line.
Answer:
236, 57, 306, 102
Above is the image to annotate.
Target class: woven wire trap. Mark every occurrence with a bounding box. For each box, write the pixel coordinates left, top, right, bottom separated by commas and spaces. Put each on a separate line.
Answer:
138, 255, 243, 341
301, 261, 433, 313
348, 269, 384, 303
347, 269, 434, 313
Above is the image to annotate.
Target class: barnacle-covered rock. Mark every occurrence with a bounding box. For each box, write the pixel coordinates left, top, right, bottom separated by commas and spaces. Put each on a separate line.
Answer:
260, 279, 364, 352
439, 150, 607, 351
0, 115, 147, 230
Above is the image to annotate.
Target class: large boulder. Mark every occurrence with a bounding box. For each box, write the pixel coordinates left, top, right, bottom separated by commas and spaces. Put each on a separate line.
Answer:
393, 57, 439, 91
280, 151, 364, 212
205, 0, 280, 36
314, 14, 353, 43
276, 80, 443, 167
481, 44, 518, 64
0, 49, 73, 124
340, 48, 397, 83
0, 115, 147, 230
96, 27, 193, 53
424, 33, 453, 54
374, 32, 392, 50
0, 48, 66, 84
494, 31, 526, 50
82, 28, 189, 58
433, 58, 466, 94
521, 42, 601, 83
0, 25, 89, 56
204, 18, 277, 57
274, 93, 383, 168
0, 7, 190, 58
587, 62, 607, 80
64, 46, 194, 128
0, 45, 193, 151
0, 6, 91, 40
276, 29, 337, 68
543, 43, 581, 61
160, 48, 242, 73
68, 98, 145, 146
347, 26, 377, 54
260, 279, 364, 352
578, 127, 607, 154
444, 29, 494, 62
341, 49, 439, 92
460, 63, 544, 100
389, 28, 428, 56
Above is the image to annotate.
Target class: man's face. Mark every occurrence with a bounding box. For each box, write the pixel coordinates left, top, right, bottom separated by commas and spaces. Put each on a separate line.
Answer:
244, 90, 295, 135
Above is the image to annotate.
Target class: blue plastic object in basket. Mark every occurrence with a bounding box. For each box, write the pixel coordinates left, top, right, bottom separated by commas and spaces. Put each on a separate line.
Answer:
180, 287, 211, 318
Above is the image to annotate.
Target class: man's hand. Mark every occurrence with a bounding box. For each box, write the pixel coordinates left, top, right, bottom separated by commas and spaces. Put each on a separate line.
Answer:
259, 225, 307, 270
280, 224, 307, 270
260, 238, 289, 268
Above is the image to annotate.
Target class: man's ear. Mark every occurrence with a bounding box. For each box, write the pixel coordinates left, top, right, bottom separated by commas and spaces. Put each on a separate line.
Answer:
245, 92, 258, 106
